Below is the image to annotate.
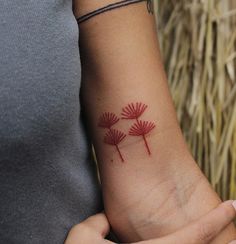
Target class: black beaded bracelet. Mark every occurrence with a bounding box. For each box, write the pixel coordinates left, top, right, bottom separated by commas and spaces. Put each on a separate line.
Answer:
77, 0, 154, 24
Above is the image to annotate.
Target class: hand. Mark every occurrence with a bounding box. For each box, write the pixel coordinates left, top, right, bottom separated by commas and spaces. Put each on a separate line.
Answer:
65, 200, 236, 244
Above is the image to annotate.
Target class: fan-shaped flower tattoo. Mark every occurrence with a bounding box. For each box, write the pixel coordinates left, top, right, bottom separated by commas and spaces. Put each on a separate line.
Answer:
129, 120, 155, 155
129, 120, 155, 136
98, 112, 126, 162
98, 112, 119, 129
121, 102, 148, 119
122, 102, 155, 155
104, 129, 126, 162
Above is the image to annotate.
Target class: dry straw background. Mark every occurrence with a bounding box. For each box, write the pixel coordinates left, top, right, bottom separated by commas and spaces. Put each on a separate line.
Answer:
154, 0, 236, 200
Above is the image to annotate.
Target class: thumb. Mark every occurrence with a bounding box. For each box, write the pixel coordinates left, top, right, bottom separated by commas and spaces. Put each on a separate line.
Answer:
78, 212, 110, 238
65, 212, 111, 244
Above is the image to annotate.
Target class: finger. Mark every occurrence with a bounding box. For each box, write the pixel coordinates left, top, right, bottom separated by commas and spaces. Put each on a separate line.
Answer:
80, 212, 111, 238
65, 212, 111, 244
161, 200, 236, 244
140, 200, 236, 244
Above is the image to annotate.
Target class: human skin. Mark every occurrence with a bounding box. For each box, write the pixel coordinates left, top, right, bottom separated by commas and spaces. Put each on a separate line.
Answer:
65, 201, 236, 244
73, 0, 236, 243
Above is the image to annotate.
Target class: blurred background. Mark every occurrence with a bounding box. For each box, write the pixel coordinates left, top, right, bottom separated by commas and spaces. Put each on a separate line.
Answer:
154, 0, 236, 200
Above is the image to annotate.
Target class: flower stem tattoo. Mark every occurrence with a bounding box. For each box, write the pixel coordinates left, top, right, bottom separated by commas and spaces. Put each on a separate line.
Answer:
121, 102, 155, 155
104, 129, 126, 162
98, 112, 126, 162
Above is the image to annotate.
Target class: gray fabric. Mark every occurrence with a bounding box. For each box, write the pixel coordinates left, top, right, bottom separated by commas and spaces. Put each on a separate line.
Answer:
0, 1, 103, 243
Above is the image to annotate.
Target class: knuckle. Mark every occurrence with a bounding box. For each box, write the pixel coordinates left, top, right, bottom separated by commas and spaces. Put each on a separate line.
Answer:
221, 204, 234, 219
69, 222, 90, 235
197, 222, 215, 242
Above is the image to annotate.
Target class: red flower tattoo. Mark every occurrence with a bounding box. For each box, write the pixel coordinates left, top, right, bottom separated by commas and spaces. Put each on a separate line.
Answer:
122, 102, 155, 155
98, 112, 119, 129
98, 112, 126, 162
121, 102, 147, 119
129, 120, 156, 136
104, 129, 126, 162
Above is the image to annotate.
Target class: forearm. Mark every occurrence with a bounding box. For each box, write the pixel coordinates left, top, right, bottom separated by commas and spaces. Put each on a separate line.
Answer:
76, 1, 236, 242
